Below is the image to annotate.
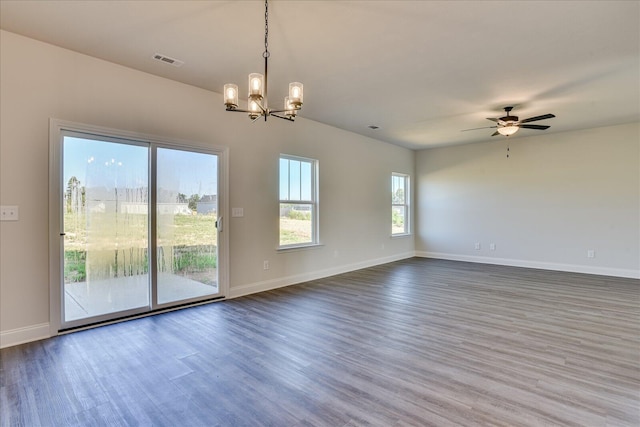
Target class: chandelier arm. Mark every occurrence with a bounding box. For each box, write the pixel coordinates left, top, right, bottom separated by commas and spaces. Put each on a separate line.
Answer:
271, 113, 295, 122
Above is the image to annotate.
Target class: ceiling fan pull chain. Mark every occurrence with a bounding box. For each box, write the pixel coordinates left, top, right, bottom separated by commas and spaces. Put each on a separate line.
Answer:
506, 143, 510, 158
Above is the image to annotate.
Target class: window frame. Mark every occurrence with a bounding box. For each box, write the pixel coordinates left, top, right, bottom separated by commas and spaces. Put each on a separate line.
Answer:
391, 172, 410, 236
278, 154, 319, 249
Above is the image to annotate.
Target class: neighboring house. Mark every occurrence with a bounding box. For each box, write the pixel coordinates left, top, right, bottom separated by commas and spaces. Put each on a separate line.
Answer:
197, 195, 217, 214
87, 201, 190, 215
156, 203, 191, 215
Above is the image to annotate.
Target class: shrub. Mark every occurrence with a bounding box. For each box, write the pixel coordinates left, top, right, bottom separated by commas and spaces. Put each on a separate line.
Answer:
288, 210, 311, 220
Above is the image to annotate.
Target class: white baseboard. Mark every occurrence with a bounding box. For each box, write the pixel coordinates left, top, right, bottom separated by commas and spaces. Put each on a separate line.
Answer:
0, 323, 51, 349
415, 251, 640, 279
228, 251, 416, 299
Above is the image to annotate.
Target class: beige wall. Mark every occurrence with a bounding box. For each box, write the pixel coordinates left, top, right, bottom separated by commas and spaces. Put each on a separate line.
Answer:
2, 28, 637, 348
0, 31, 414, 345
415, 122, 640, 277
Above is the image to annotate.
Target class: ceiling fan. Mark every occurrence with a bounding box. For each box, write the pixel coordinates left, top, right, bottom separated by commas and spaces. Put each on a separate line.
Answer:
463, 106, 556, 136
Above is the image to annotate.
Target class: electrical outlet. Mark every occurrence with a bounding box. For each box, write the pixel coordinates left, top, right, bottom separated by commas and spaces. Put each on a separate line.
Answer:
490, 243, 496, 251
263, 260, 270, 270
0, 206, 19, 221
474, 242, 481, 250
587, 250, 595, 259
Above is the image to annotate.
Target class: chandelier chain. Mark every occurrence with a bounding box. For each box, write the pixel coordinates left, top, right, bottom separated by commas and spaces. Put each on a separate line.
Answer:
263, 0, 270, 58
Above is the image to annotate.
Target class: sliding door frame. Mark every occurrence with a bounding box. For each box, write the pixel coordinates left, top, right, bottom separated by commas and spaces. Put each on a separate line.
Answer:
49, 119, 229, 335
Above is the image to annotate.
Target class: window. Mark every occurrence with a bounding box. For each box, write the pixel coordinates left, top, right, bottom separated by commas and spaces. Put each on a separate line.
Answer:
279, 155, 318, 248
392, 173, 409, 235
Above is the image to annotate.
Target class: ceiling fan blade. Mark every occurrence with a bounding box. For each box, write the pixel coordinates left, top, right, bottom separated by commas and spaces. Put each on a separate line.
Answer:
520, 113, 555, 123
486, 118, 500, 122
461, 126, 497, 132
519, 124, 550, 130
491, 131, 500, 136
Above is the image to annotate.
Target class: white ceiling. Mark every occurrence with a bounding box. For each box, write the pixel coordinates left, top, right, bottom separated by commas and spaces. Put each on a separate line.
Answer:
1, 0, 638, 150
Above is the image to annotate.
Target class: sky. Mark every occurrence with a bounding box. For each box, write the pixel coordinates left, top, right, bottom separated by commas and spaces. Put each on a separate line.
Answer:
279, 157, 312, 201
63, 136, 218, 197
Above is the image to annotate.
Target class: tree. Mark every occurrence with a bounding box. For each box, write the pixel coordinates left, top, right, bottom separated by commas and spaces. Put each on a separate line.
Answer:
66, 176, 81, 213
188, 194, 200, 211
393, 188, 404, 204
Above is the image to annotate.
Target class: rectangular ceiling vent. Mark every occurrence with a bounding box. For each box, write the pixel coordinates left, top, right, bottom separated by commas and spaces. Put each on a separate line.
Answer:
152, 53, 184, 67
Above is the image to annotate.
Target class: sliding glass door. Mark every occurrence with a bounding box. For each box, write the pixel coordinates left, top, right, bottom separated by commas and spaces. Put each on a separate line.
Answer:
62, 136, 150, 322
60, 130, 223, 329
156, 147, 219, 305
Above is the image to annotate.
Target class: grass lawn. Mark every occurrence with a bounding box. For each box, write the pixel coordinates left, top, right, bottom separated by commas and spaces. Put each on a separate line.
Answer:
63, 211, 313, 282
64, 211, 218, 282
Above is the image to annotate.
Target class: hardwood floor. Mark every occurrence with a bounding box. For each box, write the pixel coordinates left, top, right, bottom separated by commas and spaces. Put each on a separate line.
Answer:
1, 258, 639, 426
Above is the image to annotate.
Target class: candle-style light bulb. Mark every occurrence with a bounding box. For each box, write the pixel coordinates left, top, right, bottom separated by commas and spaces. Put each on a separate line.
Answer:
284, 96, 295, 117
248, 73, 264, 98
288, 82, 303, 107
249, 98, 261, 119
223, 83, 238, 108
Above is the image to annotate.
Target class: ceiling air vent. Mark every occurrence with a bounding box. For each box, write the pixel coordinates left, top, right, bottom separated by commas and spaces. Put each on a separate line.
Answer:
152, 53, 184, 67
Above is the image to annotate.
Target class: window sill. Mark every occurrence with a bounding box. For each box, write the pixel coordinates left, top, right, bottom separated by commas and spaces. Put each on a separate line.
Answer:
391, 233, 412, 238
277, 243, 324, 253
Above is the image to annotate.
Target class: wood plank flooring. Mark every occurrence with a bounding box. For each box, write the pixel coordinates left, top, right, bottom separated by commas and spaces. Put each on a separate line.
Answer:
1, 258, 639, 426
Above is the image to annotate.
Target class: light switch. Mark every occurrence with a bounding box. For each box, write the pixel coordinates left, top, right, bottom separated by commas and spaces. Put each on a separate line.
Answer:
232, 207, 244, 217
0, 206, 19, 221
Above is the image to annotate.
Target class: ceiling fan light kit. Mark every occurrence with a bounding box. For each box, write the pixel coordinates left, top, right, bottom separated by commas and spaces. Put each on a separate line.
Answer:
223, 0, 303, 122
497, 124, 519, 136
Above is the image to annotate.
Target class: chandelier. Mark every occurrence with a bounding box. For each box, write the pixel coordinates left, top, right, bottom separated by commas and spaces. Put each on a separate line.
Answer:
223, 0, 303, 122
